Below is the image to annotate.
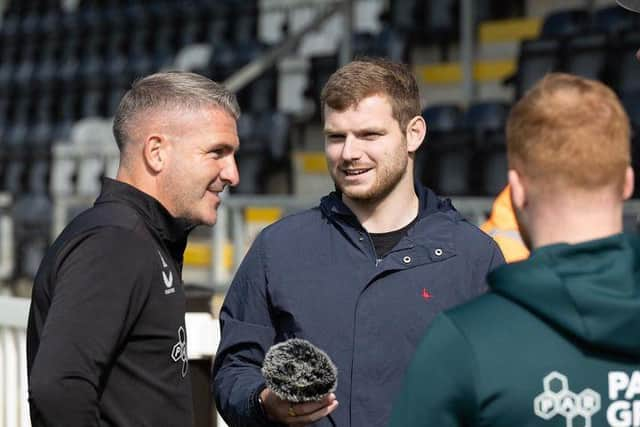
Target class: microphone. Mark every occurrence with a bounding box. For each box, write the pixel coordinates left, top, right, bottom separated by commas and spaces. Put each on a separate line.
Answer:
261, 338, 338, 402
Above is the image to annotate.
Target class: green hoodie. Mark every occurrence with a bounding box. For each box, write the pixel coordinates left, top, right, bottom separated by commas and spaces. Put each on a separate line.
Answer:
389, 233, 640, 427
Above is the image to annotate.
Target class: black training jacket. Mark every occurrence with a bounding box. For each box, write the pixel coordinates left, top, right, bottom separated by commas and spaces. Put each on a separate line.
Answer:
27, 178, 194, 427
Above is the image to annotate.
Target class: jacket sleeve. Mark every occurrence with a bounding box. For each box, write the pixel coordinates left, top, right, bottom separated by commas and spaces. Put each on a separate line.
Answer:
487, 240, 506, 280
388, 314, 478, 427
473, 235, 505, 295
212, 232, 280, 427
28, 230, 152, 427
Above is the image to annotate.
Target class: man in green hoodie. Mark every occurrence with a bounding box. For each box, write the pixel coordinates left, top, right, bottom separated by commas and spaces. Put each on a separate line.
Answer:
388, 72, 639, 427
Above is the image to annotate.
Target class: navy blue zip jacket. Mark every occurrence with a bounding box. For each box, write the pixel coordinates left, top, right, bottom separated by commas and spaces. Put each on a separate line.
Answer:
212, 184, 504, 427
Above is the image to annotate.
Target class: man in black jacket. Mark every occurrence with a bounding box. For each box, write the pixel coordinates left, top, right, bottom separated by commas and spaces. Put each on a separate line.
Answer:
27, 72, 240, 426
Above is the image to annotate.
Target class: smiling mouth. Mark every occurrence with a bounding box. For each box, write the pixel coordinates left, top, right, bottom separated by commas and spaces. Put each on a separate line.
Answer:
207, 185, 225, 193
342, 168, 372, 176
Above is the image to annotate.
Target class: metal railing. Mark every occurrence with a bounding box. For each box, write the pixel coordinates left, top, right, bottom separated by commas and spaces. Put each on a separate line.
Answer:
0, 296, 30, 427
209, 194, 497, 290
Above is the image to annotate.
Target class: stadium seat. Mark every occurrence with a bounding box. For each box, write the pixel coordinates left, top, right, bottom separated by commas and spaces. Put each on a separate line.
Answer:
27, 154, 50, 195
104, 34, 128, 87
14, 42, 38, 90
622, 92, 640, 198
541, 8, 590, 38
77, 37, 107, 89
29, 100, 55, 147
463, 101, 509, 196
174, 44, 212, 72
232, 112, 265, 194
417, 103, 473, 196
34, 38, 60, 87
3, 146, 27, 194
420, 0, 458, 59
613, 30, 640, 95
306, 54, 339, 118
58, 39, 82, 86
462, 101, 509, 137
421, 104, 464, 133
562, 32, 609, 81
375, 27, 409, 62
510, 37, 561, 99
71, 118, 116, 196
12, 193, 52, 279
232, 0, 259, 43
593, 5, 637, 34
416, 104, 464, 188
388, 0, 418, 33
256, 110, 291, 162
622, 92, 640, 129
350, 29, 409, 62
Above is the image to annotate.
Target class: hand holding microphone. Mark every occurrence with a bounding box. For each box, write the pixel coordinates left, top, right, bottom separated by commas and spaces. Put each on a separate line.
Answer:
260, 339, 339, 426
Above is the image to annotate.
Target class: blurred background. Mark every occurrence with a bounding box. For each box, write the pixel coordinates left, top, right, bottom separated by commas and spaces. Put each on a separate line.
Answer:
1, 0, 640, 425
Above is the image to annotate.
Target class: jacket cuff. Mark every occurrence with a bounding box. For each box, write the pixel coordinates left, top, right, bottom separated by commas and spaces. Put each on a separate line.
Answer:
249, 384, 272, 426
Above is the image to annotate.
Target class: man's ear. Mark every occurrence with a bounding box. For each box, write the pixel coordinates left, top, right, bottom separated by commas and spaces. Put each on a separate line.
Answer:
623, 165, 635, 201
508, 169, 526, 211
406, 115, 426, 154
143, 135, 166, 173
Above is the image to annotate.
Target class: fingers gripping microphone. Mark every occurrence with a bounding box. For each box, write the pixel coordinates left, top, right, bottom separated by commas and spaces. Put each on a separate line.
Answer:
261, 338, 338, 403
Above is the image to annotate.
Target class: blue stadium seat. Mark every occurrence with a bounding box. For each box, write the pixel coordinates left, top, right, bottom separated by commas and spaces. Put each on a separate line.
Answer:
622, 91, 640, 129
613, 30, 640, 95
593, 5, 638, 34
463, 101, 509, 136
511, 38, 561, 99
541, 8, 590, 38
389, 0, 418, 33
351, 29, 409, 62
12, 192, 52, 279
306, 55, 339, 119
416, 104, 473, 196
464, 101, 509, 196
622, 92, 640, 198
3, 146, 27, 193
562, 32, 609, 81
421, 104, 464, 133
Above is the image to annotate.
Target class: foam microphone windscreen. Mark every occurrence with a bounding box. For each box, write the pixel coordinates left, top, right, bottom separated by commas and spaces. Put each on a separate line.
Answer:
261, 338, 338, 402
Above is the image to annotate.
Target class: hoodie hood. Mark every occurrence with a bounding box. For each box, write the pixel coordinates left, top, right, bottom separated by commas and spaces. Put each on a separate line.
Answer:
489, 233, 640, 356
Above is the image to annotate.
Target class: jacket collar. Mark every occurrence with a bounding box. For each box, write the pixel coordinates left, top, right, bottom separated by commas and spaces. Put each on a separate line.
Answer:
319, 180, 449, 222
94, 178, 195, 251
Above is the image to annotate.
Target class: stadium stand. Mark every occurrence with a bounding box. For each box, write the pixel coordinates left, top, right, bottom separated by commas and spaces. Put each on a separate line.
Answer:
3, 2, 640, 427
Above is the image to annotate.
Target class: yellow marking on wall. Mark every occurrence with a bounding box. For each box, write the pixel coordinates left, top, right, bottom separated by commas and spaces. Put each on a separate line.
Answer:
184, 242, 234, 270
245, 207, 283, 223
479, 18, 541, 43
416, 59, 516, 84
297, 152, 328, 174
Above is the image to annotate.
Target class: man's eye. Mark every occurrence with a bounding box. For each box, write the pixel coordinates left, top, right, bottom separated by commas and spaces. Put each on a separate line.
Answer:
327, 135, 345, 142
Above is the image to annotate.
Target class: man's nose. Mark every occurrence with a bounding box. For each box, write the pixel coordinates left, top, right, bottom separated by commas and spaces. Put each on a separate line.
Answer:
221, 156, 240, 187
341, 135, 362, 161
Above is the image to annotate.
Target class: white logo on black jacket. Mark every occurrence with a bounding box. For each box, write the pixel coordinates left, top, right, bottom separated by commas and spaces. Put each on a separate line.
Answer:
158, 251, 175, 295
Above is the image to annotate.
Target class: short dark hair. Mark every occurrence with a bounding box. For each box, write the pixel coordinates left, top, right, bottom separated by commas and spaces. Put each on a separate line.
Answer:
112, 72, 240, 151
320, 58, 421, 132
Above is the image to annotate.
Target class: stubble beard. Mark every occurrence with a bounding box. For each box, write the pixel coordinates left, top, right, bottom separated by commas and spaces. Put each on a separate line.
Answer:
160, 168, 206, 224
333, 154, 408, 204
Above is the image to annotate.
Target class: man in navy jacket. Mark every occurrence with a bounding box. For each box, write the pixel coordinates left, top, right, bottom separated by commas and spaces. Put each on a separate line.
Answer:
212, 58, 504, 427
